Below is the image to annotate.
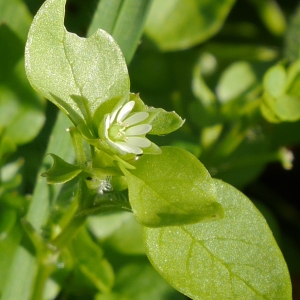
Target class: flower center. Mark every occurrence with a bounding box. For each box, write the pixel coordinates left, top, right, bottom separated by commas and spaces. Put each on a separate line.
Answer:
108, 123, 127, 141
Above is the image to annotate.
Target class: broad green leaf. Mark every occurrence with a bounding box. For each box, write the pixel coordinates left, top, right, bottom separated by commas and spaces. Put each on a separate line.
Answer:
88, 0, 153, 64
145, 0, 235, 51
25, 0, 129, 125
0, 0, 32, 41
144, 179, 292, 300
70, 227, 114, 293
121, 146, 223, 227
41, 154, 82, 184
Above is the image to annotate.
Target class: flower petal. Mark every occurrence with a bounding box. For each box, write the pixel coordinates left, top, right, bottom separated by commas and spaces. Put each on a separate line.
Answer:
123, 112, 149, 126
104, 115, 111, 138
126, 137, 151, 147
115, 142, 143, 154
126, 124, 152, 135
117, 101, 135, 123
110, 105, 122, 124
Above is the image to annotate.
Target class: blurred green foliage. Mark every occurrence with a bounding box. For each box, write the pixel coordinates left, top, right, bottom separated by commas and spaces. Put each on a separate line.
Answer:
0, 0, 300, 299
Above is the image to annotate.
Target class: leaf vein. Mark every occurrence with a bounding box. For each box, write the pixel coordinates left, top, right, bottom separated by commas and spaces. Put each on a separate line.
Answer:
181, 228, 270, 299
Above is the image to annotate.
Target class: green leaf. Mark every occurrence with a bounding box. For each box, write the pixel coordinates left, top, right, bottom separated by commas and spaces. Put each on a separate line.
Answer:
274, 95, 300, 121
0, 24, 24, 80
284, 5, 300, 62
121, 146, 223, 227
1, 112, 74, 300
70, 226, 114, 293
88, 0, 123, 35
144, 179, 292, 300
263, 63, 286, 98
88, 0, 153, 64
0, 25, 45, 145
0, 0, 32, 41
0, 208, 16, 240
0, 132, 17, 168
88, 211, 145, 255
111, 261, 186, 300
261, 61, 300, 122
260, 98, 281, 123
0, 225, 22, 294
147, 108, 185, 135
251, 0, 286, 37
145, 0, 235, 51
25, 0, 129, 125
41, 154, 82, 184
216, 61, 259, 103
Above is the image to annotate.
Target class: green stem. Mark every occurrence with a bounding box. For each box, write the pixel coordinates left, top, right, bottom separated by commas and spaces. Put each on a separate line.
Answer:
51, 214, 87, 249
68, 126, 87, 166
30, 263, 53, 300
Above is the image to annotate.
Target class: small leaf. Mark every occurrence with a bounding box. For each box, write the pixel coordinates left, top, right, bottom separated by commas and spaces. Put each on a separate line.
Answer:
263, 63, 286, 98
121, 146, 223, 227
0, 208, 16, 240
147, 107, 185, 135
25, 0, 129, 125
88, 211, 145, 255
275, 95, 300, 121
144, 179, 292, 300
0, 26, 45, 145
112, 261, 186, 300
284, 5, 300, 61
216, 61, 258, 103
0, 225, 22, 293
70, 227, 114, 292
145, 0, 235, 51
0, 0, 32, 41
41, 154, 82, 184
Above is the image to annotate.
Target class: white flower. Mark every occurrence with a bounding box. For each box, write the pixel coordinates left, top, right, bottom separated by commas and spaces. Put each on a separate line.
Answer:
100, 101, 152, 155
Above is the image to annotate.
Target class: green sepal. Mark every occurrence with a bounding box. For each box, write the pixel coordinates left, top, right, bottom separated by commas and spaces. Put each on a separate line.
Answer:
41, 154, 82, 184
92, 95, 128, 134
113, 155, 136, 170
129, 93, 185, 135
120, 146, 224, 227
147, 107, 185, 135
142, 142, 162, 155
